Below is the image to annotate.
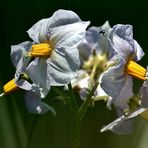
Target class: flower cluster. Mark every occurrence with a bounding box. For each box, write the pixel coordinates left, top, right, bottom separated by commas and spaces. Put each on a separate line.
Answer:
1, 9, 148, 135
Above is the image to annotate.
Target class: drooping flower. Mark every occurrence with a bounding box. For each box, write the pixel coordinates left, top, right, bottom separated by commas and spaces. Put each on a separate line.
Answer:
99, 24, 148, 134
1, 41, 53, 114
100, 24, 145, 110
26, 9, 90, 87
1, 9, 90, 114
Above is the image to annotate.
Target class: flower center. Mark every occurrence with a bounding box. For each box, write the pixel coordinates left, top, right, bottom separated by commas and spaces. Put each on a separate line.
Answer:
3, 79, 19, 95
125, 60, 146, 80
27, 43, 53, 57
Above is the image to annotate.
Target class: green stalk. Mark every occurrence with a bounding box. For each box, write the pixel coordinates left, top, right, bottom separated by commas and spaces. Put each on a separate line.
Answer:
78, 81, 99, 120
26, 115, 39, 148
79, 61, 99, 120
68, 83, 80, 148
70, 112, 81, 148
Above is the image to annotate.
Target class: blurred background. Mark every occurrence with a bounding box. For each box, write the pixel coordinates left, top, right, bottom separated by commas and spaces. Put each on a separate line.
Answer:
0, 0, 148, 147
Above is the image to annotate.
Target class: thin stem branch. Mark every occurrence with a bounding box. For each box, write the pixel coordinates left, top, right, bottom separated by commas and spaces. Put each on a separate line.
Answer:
68, 83, 78, 111
79, 81, 99, 120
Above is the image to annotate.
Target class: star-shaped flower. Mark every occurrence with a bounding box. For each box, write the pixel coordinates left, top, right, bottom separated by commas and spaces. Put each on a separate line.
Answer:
100, 24, 145, 110
1, 9, 89, 114
99, 24, 148, 134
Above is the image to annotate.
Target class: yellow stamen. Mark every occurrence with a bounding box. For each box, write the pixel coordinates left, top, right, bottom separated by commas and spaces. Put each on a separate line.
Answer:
27, 43, 53, 57
125, 60, 146, 80
3, 79, 19, 94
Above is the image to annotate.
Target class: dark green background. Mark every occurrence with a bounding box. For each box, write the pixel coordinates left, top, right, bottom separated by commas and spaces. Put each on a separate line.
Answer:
0, 0, 148, 148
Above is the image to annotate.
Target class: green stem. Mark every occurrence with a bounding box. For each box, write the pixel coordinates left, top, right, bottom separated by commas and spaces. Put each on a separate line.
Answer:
70, 113, 81, 148
88, 63, 98, 88
68, 83, 80, 148
79, 81, 99, 120
26, 115, 39, 148
53, 85, 81, 148
68, 83, 78, 111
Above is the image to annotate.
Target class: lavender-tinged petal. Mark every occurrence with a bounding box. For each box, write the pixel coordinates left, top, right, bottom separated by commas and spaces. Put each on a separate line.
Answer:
27, 9, 89, 44
101, 59, 125, 101
96, 85, 108, 97
113, 76, 133, 109
79, 89, 87, 100
27, 19, 49, 43
26, 58, 50, 98
11, 41, 32, 67
78, 21, 111, 61
112, 24, 133, 43
25, 92, 55, 115
133, 40, 145, 61
49, 21, 89, 48
47, 9, 81, 28
110, 33, 133, 62
111, 119, 133, 135
101, 108, 133, 134
47, 47, 80, 86
15, 55, 33, 91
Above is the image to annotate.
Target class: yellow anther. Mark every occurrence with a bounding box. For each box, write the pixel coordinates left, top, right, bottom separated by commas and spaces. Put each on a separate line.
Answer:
125, 60, 146, 80
28, 43, 53, 57
3, 79, 19, 94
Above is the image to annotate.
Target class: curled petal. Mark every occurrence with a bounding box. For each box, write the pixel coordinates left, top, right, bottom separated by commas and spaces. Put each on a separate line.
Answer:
110, 33, 133, 62
27, 9, 90, 44
112, 24, 133, 43
27, 18, 49, 43
133, 40, 144, 61
11, 41, 32, 67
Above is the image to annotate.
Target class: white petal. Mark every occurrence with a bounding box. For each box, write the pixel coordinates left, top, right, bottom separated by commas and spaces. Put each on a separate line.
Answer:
27, 19, 49, 43
133, 40, 144, 61
47, 47, 80, 86
11, 41, 32, 67
26, 58, 50, 98
15, 56, 33, 91
25, 92, 55, 114
100, 114, 133, 134
110, 33, 132, 62
113, 76, 133, 109
27, 9, 90, 44
96, 84, 108, 97
49, 21, 89, 48
78, 22, 111, 61
112, 24, 133, 42
101, 59, 125, 100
